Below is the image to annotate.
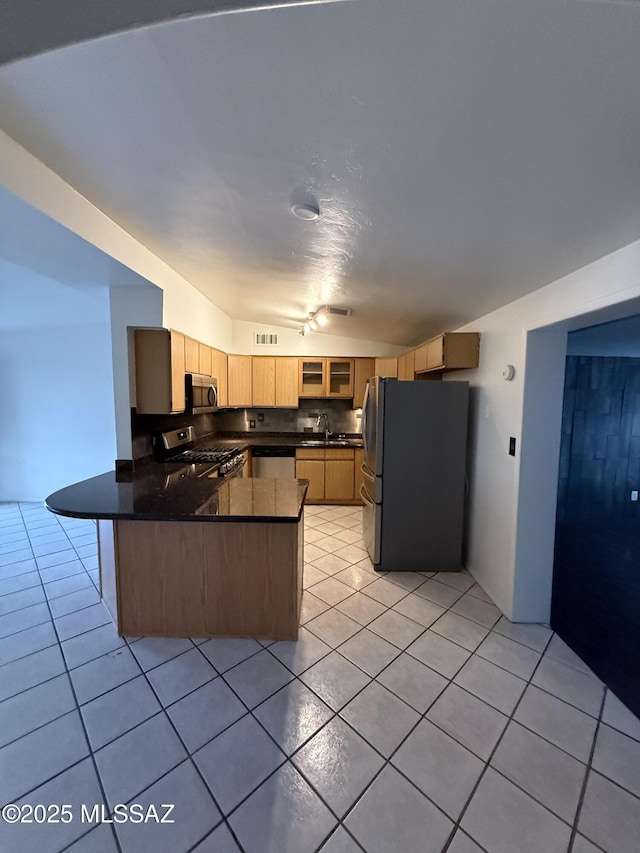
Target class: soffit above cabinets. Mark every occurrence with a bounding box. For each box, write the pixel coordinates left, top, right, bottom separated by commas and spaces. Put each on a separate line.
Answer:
1, 0, 640, 345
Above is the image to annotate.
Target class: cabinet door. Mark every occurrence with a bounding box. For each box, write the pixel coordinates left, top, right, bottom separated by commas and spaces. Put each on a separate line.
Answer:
170, 331, 186, 413
299, 359, 326, 397
354, 448, 365, 504
442, 332, 480, 370
327, 359, 354, 397
295, 460, 325, 501
353, 358, 375, 408
242, 449, 252, 477
185, 337, 200, 373
275, 357, 299, 407
374, 357, 398, 378
325, 460, 355, 501
426, 336, 445, 370
198, 343, 212, 377
211, 348, 228, 406
252, 357, 276, 406
414, 344, 428, 373
228, 355, 252, 406
398, 350, 415, 381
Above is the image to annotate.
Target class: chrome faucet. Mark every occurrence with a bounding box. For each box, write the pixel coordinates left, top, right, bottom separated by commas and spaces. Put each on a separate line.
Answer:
316, 412, 330, 439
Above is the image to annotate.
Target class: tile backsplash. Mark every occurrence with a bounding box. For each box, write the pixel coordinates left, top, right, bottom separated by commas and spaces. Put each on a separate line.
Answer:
131, 399, 361, 461
213, 398, 362, 435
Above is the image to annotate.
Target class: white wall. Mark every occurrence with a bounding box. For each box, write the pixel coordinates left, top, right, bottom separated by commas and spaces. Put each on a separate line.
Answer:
232, 320, 404, 357
109, 285, 164, 460
0, 130, 233, 351
448, 238, 640, 621
567, 314, 640, 357
0, 260, 117, 501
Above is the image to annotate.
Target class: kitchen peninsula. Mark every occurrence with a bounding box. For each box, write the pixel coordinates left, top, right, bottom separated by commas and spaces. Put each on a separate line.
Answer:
46, 469, 308, 641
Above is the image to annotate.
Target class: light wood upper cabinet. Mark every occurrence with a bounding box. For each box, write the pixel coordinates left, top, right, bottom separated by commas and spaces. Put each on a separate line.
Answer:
171, 332, 186, 413
184, 337, 200, 374
374, 357, 398, 378
228, 355, 252, 406
252, 357, 276, 407
426, 336, 444, 370
414, 333, 480, 374
275, 357, 299, 407
211, 348, 228, 407
414, 344, 428, 373
327, 359, 354, 397
353, 358, 375, 408
299, 359, 327, 397
198, 342, 212, 377
398, 350, 415, 381
134, 328, 186, 414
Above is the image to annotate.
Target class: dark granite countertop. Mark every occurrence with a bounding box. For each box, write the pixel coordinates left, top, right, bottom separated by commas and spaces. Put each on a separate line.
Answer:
46, 466, 308, 523
203, 431, 364, 451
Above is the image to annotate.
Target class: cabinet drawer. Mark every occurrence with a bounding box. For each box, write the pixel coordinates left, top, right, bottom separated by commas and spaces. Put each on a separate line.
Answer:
324, 448, 355, 460
296, 448, 325, 460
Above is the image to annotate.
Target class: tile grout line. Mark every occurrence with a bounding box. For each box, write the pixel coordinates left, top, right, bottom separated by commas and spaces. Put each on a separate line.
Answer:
15, 503, 124, 853
566, 688, 608, 853
438, 628, 561, 851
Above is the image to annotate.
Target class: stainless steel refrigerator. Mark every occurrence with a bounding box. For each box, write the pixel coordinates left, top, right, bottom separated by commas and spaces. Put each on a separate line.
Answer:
360, 377, 469, 572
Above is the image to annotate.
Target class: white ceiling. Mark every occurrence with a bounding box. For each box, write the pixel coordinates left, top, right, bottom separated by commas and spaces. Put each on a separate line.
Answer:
1, 0, 640, 345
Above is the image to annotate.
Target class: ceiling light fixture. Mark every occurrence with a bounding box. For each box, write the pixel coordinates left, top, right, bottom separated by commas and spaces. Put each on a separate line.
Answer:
298, 305, 350, 336
291, 202, 320, 221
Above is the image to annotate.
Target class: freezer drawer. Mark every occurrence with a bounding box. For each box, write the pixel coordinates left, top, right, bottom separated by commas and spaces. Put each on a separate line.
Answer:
360, 484, 382, 566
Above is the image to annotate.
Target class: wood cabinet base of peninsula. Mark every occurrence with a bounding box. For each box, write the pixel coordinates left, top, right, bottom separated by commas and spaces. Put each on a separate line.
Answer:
100, 518, 303, 641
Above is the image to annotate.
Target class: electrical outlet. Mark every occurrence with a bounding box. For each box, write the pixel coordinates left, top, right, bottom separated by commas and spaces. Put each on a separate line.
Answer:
257, 413, 264, 422
249, 419, 256, 429
632, 490, 639, 502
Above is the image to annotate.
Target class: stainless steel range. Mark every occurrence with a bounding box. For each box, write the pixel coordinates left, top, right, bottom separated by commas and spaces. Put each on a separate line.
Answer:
155, 426, 244, 478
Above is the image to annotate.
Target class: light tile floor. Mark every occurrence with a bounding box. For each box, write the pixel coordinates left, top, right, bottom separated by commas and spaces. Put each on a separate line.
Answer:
0, 501, 639, 852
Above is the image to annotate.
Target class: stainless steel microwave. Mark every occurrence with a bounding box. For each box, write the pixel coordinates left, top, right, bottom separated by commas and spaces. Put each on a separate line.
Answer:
185, 373, 218, 414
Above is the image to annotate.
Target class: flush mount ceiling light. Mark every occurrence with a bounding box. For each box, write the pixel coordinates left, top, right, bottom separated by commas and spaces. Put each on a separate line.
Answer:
291, 202, 320, 221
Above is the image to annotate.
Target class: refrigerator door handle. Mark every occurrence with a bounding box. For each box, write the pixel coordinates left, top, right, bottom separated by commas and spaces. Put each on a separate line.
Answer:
359, 484, 375, 508
361, 380, 370, 456
361, 461, 375, 479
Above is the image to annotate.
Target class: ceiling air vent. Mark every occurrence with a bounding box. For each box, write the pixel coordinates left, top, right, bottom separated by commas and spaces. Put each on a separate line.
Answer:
327, 306, 352, 317
254, 332, 279, 346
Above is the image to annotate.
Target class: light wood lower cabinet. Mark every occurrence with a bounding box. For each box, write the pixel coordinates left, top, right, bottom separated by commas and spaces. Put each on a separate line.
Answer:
111, 517, 302, 640
295, 448, 356, 503
295, 459, 325, 501
242, 449, 252, 477
325, 455, 355, 501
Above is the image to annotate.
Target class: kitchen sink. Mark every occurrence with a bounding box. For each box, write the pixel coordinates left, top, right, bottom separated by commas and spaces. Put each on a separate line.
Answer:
299, 439, 360, 447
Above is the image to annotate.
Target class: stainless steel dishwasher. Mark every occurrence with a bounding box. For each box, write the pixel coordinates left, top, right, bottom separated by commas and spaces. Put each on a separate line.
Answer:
251, 446, 296, 478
